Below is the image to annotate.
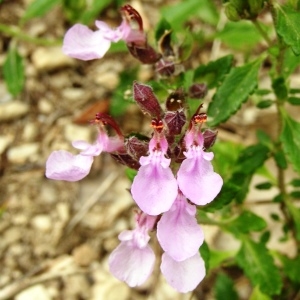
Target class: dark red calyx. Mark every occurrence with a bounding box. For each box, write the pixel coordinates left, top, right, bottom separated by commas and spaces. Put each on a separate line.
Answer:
127, 43, 162, 64
90, 113, 123, 137
110, 153, 140, 170
158, 30, 175, 58
188, 83, 207, 99
121, 5, 143, 31
164, 110, 186, 135
203, 129, 218, 150
166, 88, 185, 111
133, 81, 163, 118
125, 135, 149, 160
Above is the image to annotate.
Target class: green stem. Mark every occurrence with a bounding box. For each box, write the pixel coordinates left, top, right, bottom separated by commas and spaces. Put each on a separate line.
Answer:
252, 19, 272, 47
0, 23, 61, 46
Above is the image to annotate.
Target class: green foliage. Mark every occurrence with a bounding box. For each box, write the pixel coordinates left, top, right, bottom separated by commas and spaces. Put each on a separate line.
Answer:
214, 273, 239, 300
194, 55, 234, 89
280, 111, 300, 173
125, 168, 137, 182
3, 46, 25, 97
208, 59, 261, 126
274, 4, 300, 55
236, 238, 282, 295
279, 254, 300, 283
22, 0, 61, 23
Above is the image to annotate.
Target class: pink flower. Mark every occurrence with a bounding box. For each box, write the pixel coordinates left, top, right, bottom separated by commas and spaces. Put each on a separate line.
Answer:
109, 212, 156, 287
160, 252, 206, 293
45, 151, 93, 181
157, 192, 204, 261
62, 20, 145, 61
131, 135, 178, 215
45, 131, 123, 181
177, 130, 223, 205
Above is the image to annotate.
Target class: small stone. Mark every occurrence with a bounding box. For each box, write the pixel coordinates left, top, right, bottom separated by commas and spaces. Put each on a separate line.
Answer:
38, 98, 54, 114
7, 143, 39, 164
56, 202, 70, 223
0, 101, 29, 122
22, 123, 38, 142
3, 227, 22, 247
31, 215, 52, 232
72, 244, 97, 267
15, 284, 51, 300
31, 47, 74, 71
91, 280, 130, 300
62, 88, 86, 102
0, 135, 13, 154
64, 123, 91, 143
94, 72, 119, 90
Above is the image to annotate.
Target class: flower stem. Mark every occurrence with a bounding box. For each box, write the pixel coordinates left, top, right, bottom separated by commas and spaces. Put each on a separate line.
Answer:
252, 19, 272, 47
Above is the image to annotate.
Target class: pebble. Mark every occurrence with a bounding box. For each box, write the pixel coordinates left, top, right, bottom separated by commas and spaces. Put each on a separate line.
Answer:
31, 215, 52, 232
91, 280, 130, 300
7, 143, 39, 164
0, 101, 29, 122
62, 88, 86, 102
64, 123, 91, 143
22, 123, 38, 142
15, 284, 52, 300
72, 244, 97, 267
0, 135, 13, 154
2, 227, 22, 248
31, 47, 74, 71
38, 98, 54, 114
56, 202, 69, 222
94, 72, 120, 90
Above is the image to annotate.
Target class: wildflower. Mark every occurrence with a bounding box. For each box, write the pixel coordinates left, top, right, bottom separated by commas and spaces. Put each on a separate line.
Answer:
177, 113, 223, 205
131, 121, 178, 215
109, 212, 157, 287
161, 252, 206, 293
46, 113, 124, 181
62, 13, 145, 61
157, 192, 204, 261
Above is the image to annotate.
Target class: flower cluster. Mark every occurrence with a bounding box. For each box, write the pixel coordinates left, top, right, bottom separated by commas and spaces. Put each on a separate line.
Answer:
46, 4, 223, 294
46, 81, 223, 293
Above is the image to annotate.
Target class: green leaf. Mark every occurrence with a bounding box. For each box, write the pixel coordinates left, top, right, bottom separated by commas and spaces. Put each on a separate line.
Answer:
199, 241, 210, 271
3, 46, 25, 97
214, 273, 239, 300
202, 182, 240, 212
256, 99, 274, 109
249, 286, 272, 300
286, 201, 300, 240
256, 130, 273, 149
217, 21, 262, 50
194, 55, 234, 89
274, 148, 288, 169
272, 77, 288, 100
290, 190, 300, 198
280, 112, 300, 173
22, 0, 61, 23
282, 48, 300, 77
208, 59, 261, 126
236, 238, 282, 295
287, 96, 300, 105
278, 254, 300, 283
209, 249, 236, 269
274, 4, 300, 55
125, 168, 137, 182
155, 18, 172, 42
290, 178, 300, 187
161, 0, 219, 29
79, 0, 111, 25
255, 182, 273, 190
227, 211, 267, 234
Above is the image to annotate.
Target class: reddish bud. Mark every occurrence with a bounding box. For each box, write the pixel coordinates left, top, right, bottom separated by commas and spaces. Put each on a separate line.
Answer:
125, 135, 149, 160
166, 88, 185, 111
203, 129, 218, 149
188, 83, 207, 99
121, 5, 143, 31
133, 81, 163, 118
164, 110, 186, 135
156, 59, 175, 77
110, 153, 140, 170
127, 43, 162, 64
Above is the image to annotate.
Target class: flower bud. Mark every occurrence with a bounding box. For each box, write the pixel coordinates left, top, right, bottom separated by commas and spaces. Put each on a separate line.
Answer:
125, 135, 149, 160
248, 0, 264, 16
224, 3, 241, 21
110, 153, 140, 170
166, 88, 185, 111
203, 129, 218, 150
188, 83, 207, 99
133, 81, 163, 118
127, 44, 162, 64
164, 110, 186, 135
156, 59, 175, 77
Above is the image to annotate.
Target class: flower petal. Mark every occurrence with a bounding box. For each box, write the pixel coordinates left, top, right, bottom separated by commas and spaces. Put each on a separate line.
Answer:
109, 241, 155, 287
161, 252, 206, 293
157, 195, 204, 261
45, 150, 93, 181
177, 150, 223, 205
62, 24, 111, 60
131, 162, 178, 215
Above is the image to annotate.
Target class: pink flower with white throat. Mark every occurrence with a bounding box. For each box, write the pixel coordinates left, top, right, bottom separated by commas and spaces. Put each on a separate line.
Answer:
131, 121, 178, 215
177, 112, 223, 205
45, 113, 124, 182
109, 212, 157, 287
157, 191, 204, 261
62, 7, 145, 61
